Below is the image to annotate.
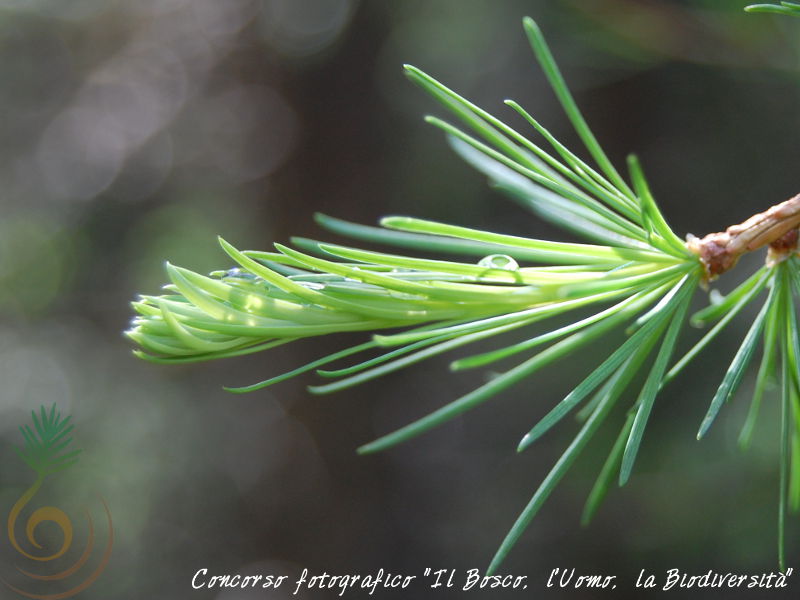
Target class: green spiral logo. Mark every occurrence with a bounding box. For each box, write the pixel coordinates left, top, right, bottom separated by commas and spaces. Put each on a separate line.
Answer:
3, 405, 113, 599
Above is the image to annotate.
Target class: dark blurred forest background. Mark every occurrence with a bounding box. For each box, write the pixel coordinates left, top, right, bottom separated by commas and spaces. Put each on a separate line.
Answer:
1, 1, 799, 598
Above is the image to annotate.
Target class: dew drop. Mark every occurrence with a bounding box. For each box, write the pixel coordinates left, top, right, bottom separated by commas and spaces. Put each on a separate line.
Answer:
478, 254, 519, 270
225, 267, 258, 280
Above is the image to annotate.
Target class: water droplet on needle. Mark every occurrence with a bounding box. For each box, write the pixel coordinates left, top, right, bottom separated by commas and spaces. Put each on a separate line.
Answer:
478, 254, 519, 270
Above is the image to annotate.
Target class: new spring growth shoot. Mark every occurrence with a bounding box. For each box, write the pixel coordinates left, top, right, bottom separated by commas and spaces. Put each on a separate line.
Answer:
127, 11, 800, 573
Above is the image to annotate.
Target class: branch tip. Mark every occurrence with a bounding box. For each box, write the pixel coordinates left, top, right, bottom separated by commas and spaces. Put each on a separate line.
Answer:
687, 193, 800, 280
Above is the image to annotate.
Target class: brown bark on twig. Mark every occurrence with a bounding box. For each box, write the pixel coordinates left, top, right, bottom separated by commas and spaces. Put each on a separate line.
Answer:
687, 193, 800, 281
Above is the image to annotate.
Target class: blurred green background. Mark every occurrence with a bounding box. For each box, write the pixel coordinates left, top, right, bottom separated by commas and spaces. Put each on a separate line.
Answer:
1, 0, 799, 598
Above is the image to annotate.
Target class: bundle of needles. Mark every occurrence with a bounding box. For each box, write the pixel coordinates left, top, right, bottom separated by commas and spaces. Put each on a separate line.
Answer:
127, 9, 800, 573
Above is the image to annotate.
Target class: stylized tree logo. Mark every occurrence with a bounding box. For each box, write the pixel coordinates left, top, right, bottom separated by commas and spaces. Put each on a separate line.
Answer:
3, 405, 113, 599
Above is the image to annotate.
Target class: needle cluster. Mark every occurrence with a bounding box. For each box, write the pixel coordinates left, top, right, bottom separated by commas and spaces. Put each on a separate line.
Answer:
127, 10, 799, 572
